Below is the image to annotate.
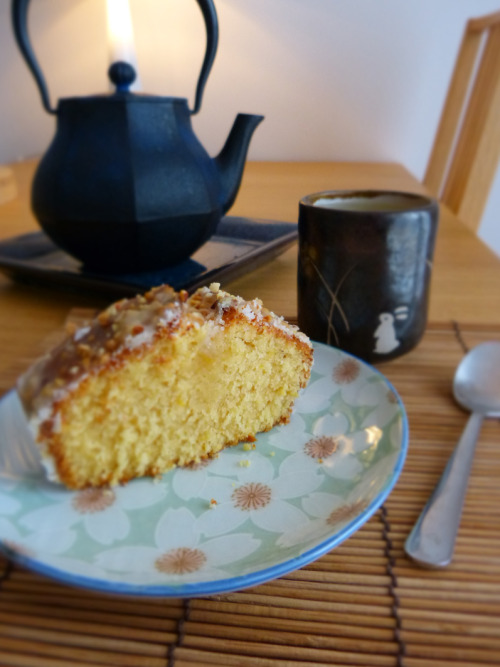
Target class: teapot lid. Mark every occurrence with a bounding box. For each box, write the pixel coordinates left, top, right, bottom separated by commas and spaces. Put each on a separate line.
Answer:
57, 62, 190, 109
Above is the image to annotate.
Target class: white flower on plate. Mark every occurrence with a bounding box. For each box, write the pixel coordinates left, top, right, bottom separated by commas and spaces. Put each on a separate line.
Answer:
195, 452, 322, 538
354, 450, 404, 499
277, 486, 372, 549
296, 346, 384, 413
390, 418, 406, 451
0, 484, 21, 517
0, 516, 76, 558
95, 506, 260, 584
360, 387, 402, 430
19, 478, 167, 546
269, 413, 376, 482
289, 450, 402, 550
172, 458, 214, 501
172, 446, 274, 500
0, 515, 118, 582
303, 488, 371, 526
267, 412, 310, 453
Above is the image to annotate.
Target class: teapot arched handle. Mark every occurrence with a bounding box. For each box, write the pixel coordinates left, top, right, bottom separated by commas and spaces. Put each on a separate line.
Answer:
191, 0, 219, 115
11, 0, 56, 115
11, 0, 218, 117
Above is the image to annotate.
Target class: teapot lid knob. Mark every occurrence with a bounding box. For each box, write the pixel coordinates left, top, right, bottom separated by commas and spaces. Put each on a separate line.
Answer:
108, 61, 136, 92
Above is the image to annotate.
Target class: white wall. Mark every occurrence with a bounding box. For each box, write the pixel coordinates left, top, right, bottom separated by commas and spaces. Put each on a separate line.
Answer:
1, 0, 499, 256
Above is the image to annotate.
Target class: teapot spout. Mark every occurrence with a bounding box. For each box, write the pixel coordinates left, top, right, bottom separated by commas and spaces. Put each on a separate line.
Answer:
215, 113, 264, 213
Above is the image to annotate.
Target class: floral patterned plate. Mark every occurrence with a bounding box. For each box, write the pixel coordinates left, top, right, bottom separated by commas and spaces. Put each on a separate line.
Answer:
0, 342, 407, 597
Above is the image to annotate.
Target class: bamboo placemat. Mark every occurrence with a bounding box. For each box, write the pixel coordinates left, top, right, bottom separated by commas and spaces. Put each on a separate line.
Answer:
1, 320, 500, 667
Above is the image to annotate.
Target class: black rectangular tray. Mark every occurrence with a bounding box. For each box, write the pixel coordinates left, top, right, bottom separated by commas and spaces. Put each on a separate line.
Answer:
0, 216, 297, 298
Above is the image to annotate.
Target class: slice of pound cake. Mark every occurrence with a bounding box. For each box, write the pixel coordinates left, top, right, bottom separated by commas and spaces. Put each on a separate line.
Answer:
17, 283, 313, 489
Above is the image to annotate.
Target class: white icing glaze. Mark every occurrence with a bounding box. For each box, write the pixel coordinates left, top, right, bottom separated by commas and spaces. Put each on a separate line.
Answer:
74, 326, 91, 342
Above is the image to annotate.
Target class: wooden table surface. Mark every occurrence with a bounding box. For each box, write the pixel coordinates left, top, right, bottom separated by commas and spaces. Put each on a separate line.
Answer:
1, 160, 500, 667
2, 160, 500, 334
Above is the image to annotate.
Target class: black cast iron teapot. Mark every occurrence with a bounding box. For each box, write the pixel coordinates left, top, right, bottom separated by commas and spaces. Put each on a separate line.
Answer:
12, 0, 263, 272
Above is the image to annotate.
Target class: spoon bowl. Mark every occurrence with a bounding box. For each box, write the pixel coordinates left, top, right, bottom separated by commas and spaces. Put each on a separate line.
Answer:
405, 341, 500, 567
453, 341, 500, 416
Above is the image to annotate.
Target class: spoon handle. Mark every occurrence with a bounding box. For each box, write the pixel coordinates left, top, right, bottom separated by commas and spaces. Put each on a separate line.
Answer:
405, 411, 483, 567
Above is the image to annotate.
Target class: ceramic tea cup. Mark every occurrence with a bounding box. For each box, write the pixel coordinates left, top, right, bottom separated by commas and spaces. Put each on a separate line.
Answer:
297, 190, 439, 363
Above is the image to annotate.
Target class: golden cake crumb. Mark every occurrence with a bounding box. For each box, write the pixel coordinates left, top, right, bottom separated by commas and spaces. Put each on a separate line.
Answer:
17, 284, 313, 489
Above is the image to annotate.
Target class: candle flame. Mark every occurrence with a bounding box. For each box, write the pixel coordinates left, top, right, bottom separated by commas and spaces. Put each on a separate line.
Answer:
106, 0, 136, 65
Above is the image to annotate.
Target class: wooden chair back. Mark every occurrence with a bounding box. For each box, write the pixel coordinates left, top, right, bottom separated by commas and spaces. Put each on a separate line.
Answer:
424, 11, 500, 232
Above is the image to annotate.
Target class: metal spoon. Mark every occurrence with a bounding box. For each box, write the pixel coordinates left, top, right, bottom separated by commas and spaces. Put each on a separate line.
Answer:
405, 341, 500, 567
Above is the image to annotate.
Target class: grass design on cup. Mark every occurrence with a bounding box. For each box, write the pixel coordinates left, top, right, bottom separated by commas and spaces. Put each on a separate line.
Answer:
306, 256, 359, 346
